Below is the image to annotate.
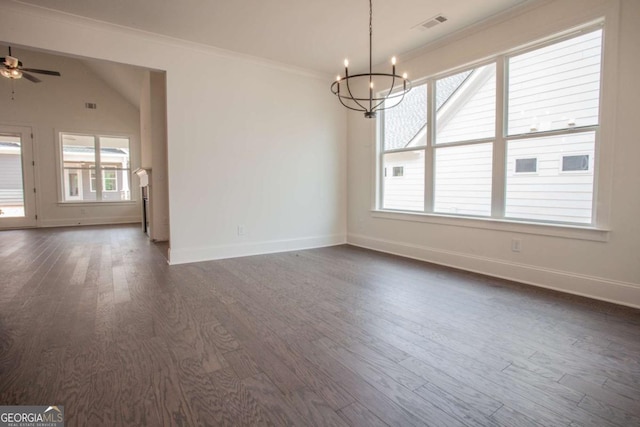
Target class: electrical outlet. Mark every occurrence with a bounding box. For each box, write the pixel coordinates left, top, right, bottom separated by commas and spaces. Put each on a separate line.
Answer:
237, 225, 245, 236
511, 238, 522, 252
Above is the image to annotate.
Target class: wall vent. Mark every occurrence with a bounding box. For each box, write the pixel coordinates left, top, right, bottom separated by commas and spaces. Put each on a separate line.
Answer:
417, 14, 448, 30
85, 102, 97, 109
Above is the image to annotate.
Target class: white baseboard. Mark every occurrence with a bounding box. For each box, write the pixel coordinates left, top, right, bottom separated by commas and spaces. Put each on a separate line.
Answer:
39, 216, 140, 228
168, 234, 347, 265
348, 233, 640, 309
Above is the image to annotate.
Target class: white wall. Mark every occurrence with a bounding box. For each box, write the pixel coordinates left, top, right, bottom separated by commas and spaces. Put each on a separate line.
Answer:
147, 71, 169, 242
140, 70, 170, 242
0, 46, 141, 227
348, 0, 640, 308
0, 1, 347, 263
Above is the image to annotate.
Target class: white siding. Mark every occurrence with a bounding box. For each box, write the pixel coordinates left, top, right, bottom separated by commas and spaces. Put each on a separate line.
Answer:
505, 132, 595, 223
434, 143, 493, 216
508, 29, 602, 134
382, 151, 424, 211
436, 64, 496, 144
0, 152, 24, 206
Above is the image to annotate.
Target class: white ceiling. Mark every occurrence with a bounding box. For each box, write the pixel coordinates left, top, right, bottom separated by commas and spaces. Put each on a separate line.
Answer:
14, 0, 530, 74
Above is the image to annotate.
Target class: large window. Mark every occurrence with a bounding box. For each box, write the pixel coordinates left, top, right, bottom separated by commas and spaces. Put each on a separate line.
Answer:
60, 133, 131, 202
379, 26, 602, 225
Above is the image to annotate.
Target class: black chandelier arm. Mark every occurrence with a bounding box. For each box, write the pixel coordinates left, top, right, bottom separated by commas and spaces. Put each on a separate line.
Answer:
371, 72, 397, 112
338, 98, 370, 113
331, 0, 412, 117
374, 78, 413, 112
376, 88, 407, 111
331, 73, 410, 99
344, 73, 369, 113
375, 88, 408, 112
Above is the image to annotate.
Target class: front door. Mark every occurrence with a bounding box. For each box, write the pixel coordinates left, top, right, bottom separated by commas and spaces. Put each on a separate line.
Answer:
0, 125, 37, 229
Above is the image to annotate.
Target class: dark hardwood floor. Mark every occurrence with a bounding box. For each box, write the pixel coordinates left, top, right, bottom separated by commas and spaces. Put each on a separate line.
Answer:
1, 225, 639, 426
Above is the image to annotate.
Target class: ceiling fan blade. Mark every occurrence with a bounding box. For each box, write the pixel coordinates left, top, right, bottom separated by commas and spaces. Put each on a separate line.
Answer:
20, 68, 61, 76
21, 72, 41, 83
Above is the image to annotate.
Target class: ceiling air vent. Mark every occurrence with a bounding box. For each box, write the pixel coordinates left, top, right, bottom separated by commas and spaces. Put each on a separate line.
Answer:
85, 102, 97, 109
417, 14, 448, 30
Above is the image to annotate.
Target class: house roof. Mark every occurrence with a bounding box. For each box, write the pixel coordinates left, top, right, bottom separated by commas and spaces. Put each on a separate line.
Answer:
383, 70, 473, 150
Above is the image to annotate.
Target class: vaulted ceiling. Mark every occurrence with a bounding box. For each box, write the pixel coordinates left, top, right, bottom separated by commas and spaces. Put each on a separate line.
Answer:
13, 0, 530, 74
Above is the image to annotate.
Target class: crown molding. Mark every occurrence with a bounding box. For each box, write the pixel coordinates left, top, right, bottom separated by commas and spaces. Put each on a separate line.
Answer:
2, 0, 327, 80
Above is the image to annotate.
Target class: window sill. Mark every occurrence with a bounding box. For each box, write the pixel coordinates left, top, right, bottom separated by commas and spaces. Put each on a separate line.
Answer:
58, 201, 137, 207
370, 210, 609, 242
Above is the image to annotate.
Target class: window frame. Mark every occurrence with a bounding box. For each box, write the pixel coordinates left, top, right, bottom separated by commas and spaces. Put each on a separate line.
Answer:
376, 22, 607, 233
57, 131, 133, 204
514, 158, 538, 175
392, 166, 404, 177
102, 167, 119, 192
560, 153, 592, 174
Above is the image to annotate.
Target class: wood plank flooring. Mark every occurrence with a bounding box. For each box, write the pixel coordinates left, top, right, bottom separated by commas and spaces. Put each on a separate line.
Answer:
1, 224, 639, 426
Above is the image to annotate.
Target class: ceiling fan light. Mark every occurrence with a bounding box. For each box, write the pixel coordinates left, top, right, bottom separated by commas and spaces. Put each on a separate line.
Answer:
1, 68, 22, 79
5, 56, 19, 68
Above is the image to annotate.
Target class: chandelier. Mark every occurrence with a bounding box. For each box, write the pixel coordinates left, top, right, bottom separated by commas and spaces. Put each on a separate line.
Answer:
331, 0, 412, 118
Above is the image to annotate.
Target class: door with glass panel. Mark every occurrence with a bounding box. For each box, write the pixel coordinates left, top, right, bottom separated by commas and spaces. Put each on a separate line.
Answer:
0, 125, 37, 228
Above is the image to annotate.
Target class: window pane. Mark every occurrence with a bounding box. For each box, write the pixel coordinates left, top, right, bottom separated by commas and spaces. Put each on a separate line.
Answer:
435, 63, 496, 144
382, 151, 424, 211
100, 137, 130, 201
62, 167, 96, 201
505, 132, 595, 223
507, 29, 602, 135
62, 134, 96, 169
90, 168, 96, 192
562, 155, 589, 171
434, 143, 492, 216
515, 158, 537, 173
0, 135, 25, 217
383, 83, 427, 150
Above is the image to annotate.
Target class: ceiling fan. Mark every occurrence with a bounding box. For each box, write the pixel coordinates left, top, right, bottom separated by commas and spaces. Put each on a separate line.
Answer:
1, 46, 61, 83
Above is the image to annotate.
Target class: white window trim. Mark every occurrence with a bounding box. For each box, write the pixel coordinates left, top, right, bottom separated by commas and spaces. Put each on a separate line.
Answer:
102, 167, 118, 192
559, 153, 592, 174
371, 209, 609, 242
63, 168, 83, 201
89, 167, 96, 192
56, 130, 133, 203
374, 20, 612, 238
514, 157, 538, 175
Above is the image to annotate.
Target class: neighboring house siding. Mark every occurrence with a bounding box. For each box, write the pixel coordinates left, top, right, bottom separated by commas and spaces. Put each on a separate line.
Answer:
506, 132, 594, 223
508, 30, 601, 134
436, 65, 496, 144
383, 151, 424, 211
381, 29, 600, 224
434, 143, 493, 216
0, 153, 23, 206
